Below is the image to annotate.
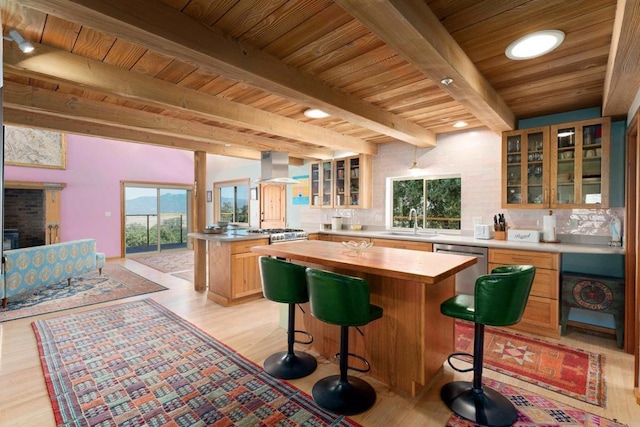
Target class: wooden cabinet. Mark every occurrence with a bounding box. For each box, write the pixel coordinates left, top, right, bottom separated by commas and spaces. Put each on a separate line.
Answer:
550, 117, 610, 208
311, 155, 372, 209
502, 127, 550, 208
207, 238, 268, 306
327, 235, 371, 243
502, 117, 610, 209
489, 248, 560, 338
371, 238, 432, 252
310, 160, 333, 208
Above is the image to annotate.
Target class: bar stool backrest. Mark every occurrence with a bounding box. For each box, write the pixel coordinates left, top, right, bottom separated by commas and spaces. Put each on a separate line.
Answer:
259, 256, 309, 304
305, 268, 372, 327
474, 265, 536, 327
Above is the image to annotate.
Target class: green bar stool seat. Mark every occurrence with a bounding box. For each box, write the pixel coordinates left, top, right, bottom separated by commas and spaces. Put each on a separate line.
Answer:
259, 256, 317, 379
305, 268, 383, 416
440, 265, 536, 427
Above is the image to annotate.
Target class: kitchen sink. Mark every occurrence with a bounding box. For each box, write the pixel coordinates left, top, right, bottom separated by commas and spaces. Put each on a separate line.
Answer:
382, 231, 439, 238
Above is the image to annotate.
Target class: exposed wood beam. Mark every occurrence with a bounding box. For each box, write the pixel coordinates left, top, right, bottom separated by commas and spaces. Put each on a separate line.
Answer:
603, 0, 640, 117
335, 0, 515, 134
18, 0, 434, 147
3, 42, 376, 155
3, 108, 264, 160
3, 82, 333, 160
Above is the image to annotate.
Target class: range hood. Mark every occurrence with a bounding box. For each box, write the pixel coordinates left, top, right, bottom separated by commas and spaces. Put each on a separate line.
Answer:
258, 151, 300, 184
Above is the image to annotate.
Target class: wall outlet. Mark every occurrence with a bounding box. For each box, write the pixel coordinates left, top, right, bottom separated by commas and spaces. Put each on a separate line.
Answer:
105, 211, 111, 217
570, 218, 578, 229
472, 216, 482, 225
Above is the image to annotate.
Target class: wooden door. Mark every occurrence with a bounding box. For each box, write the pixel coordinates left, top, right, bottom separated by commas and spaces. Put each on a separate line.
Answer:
260, 183, 286, 229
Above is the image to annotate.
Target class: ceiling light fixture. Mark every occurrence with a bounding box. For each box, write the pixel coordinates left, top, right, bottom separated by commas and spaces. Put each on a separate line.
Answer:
505, 30, 565, 60
440, 77, 454, 86
304, 108, 330, 119
409, 146, 419, 170
453, 121, 468, 128
3, 30, 34, 53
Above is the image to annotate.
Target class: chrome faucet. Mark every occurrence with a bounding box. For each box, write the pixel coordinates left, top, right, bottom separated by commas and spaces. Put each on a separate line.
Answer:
408, 208, 418, 234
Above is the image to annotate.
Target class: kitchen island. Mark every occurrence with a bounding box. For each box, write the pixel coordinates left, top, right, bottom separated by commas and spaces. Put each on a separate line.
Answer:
251, 240, 477, 396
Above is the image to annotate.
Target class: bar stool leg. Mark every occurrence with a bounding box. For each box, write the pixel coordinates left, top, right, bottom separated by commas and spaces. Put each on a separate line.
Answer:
311, 325, 376, 415
263, 303, 317, 379
440, 324, 518, 427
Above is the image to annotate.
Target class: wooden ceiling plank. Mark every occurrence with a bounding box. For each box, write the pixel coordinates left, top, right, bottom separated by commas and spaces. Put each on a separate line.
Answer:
335, 0, 515, 134
3, 108, 263, 160
4, 42, 375, 154
3, 82, 334, 160
18, 0, 432, 146
603, 0, 640, 117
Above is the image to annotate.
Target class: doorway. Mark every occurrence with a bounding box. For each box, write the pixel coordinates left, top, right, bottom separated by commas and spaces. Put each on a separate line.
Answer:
123, 183, 192, 255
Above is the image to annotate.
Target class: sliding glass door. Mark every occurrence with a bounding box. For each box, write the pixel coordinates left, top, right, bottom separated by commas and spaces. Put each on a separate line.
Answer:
124, 184, 191, 254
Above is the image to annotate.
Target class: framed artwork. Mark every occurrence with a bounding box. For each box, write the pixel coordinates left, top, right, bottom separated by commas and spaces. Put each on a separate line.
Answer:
292, 175, 310, 205
4, 126, 67, 169
250, 187, 258, 200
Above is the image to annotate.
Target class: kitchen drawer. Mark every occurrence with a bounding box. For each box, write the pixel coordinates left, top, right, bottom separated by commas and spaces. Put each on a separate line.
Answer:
371, 238, 432, 252
330, 235, 371, 243
516, 295, 560, 333
231, 238, 269, 254
489, 263, 558, 299
489, 248, 559, 270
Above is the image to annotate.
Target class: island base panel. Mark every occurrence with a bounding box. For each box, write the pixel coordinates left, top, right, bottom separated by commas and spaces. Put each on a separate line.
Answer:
297, 271, 455, 396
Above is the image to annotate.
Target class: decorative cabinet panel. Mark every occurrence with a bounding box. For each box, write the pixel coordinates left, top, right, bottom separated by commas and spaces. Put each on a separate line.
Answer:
311, 155, 372, 209
550, 117, 610, 208
502, 117, 610, 209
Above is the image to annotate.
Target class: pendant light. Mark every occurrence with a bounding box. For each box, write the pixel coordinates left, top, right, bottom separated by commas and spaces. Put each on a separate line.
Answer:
409, 146, 419, 170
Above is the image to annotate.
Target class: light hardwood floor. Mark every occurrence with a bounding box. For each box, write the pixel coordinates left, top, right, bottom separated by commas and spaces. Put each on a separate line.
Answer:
1, 258, 638, 426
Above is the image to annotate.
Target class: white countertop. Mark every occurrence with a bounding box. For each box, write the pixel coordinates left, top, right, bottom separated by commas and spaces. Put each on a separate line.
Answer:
188, 230, 624, 254
316, 229, 624, 255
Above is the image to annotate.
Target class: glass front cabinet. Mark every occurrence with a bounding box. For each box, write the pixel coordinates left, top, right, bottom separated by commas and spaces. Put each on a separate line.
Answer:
310, 160, 333, 207
502, 117, 610, 209
502, 127, 550, 208
550, 118, 610, 208
311, 155, 371, 209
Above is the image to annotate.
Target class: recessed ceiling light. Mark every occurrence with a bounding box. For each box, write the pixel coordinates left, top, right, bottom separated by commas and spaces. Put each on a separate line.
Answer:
440, 78, 454, 86
453, 121, 468, 128
304, 108, 330, 119
505, 30, 565, 60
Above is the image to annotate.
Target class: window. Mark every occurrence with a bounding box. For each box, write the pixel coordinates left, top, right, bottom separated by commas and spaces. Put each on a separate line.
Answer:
213, 179, 249, 224
389, 175, 461, 231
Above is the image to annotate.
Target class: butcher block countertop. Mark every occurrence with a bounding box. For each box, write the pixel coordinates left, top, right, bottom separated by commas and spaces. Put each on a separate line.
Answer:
251, 239, 477, 285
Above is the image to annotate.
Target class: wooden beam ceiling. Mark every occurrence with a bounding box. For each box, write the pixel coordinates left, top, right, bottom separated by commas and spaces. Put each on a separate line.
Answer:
18, 0, 436, 147
3, 42, 371, 155
335, 0, 515, 134
2, 82, 334, 160
603, 0, 640, 117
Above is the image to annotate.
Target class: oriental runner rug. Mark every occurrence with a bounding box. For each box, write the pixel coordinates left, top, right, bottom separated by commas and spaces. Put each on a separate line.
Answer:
33, 299, 359, 427
0, 265, 167, 322
446, 379, 627, 427
129, 250, 194, 273
454, 320, 606, 407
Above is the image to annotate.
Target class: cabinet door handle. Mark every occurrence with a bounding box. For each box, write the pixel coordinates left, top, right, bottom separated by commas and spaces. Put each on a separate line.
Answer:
543, 189, 548, 204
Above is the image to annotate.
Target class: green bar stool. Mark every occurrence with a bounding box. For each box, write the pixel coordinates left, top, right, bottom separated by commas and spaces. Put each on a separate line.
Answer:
305, 268, 383, 415
259, 256, 317, 379
440, 265, 536, 427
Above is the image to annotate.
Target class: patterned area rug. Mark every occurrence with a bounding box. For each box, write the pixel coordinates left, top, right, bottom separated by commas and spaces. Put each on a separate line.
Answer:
130, 250, 194, 273
33, 299, 359, 427
446, 379, 627, 427
0, 265, 167, 322
455, 320, 605, 407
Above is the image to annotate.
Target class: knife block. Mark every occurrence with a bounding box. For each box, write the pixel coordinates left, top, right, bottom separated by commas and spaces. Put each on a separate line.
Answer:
494, 225, 507, 240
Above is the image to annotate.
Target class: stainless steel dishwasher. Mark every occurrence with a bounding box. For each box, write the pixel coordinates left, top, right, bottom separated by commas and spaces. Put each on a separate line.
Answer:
433, 243, 488, 295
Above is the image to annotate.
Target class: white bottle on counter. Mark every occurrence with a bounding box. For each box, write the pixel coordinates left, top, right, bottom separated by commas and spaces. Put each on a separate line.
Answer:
610, 212, 622, 246
331, 216, 343, 231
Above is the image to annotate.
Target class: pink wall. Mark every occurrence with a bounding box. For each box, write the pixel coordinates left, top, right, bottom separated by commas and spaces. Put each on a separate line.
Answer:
5, 134, 194, 257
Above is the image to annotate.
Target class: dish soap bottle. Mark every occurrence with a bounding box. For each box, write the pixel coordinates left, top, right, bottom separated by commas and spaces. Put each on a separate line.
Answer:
610, 212, 622, 247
